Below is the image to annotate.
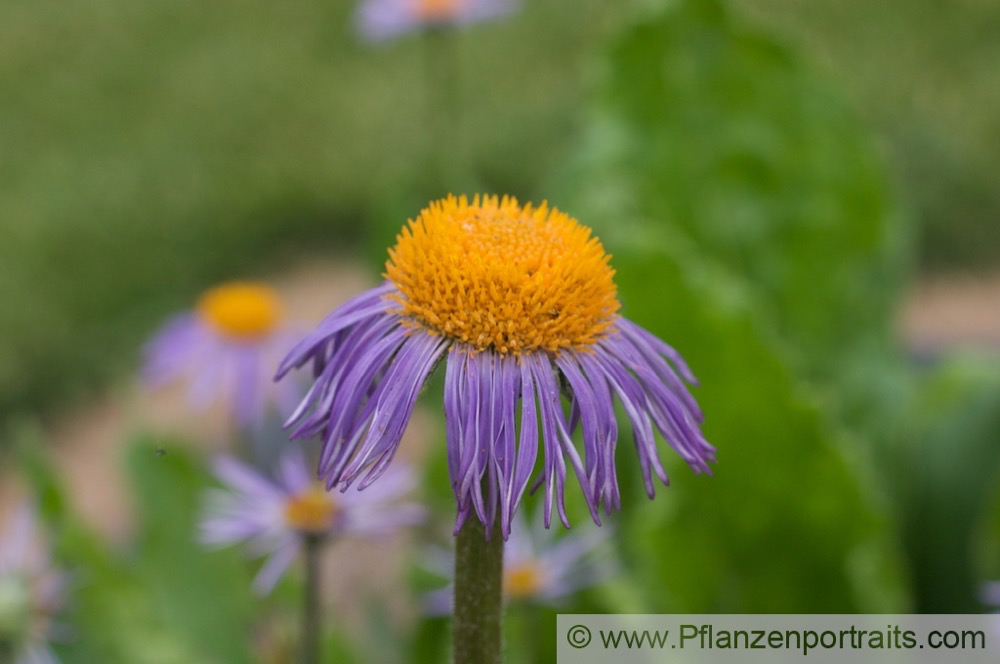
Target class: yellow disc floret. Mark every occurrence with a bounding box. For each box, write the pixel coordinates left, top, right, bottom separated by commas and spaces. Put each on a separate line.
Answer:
415, 0, 460, 20
504, 562, 543, 599
385, 194, 620, 354
284, 485, 341, 535
196, 282, 282, 340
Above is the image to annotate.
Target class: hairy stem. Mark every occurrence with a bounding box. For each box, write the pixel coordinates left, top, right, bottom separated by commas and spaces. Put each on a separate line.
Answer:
453, 519, 504, 664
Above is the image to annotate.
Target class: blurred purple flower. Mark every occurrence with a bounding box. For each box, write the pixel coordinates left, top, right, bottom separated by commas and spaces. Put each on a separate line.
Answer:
424, 513, 615, 613
199, 448, 424, 594
356, 0, 516, 42
143, 281, 303, 429
0, 503, 69, 664
276, 195, 713, 540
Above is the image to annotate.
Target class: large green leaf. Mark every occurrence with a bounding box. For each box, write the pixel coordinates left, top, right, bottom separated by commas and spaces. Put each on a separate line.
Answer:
549, 0, 911, 611
610, 246, 906, 612
556, 0, 908, 376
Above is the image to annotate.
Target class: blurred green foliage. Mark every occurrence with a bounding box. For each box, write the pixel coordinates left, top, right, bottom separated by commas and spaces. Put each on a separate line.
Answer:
555, 0, 907, 377
745, 0, 1000, 270
553, 0, 1000, 617
897, 359, 1000, 611
2, 0, 998, 422
612, 248, 905, 613
27, 437, 259, 662
548, 2, 911, 613
0, 0, 621, 420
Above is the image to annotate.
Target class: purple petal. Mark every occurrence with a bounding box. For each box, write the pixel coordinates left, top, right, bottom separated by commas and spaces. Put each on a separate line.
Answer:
275, 283, 395, 379
252, 537, 300, 595
529, 353, 596, 528
339, 330, 447, 488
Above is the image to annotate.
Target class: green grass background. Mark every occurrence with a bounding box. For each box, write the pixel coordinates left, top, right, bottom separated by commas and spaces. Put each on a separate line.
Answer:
2, 0, 998, 420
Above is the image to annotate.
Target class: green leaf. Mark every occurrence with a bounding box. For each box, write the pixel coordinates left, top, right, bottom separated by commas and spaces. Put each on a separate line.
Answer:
611, 246, 907, 612
556, 0, 908, 375
125, 438, 257, 663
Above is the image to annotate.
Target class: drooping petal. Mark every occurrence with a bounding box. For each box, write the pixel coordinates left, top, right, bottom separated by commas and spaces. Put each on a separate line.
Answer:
555, 352, 623, 514
275, 283, 396, 379
616, 319, 703, 419
252, 537, 300, 595
529, 353, 596, 528
444, 345, 470, 527
307, 325, 411, 479
459, 350, 491, 528
340, 330, 448, 488
495, 354, 519, 538
510, 360, 538, 533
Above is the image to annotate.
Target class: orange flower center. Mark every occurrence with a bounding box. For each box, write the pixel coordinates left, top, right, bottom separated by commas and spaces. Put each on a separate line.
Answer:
385, 194, 620, 354
504, 562, 543, 599
196, 282, 282, 340
415, 0, 461, 20
284, 485, 340, 534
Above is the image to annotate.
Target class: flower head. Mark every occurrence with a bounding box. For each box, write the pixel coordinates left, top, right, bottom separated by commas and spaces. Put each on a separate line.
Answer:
425, 513, 614, 613
356, 0, 516, 42
277, 194, 715, 540
143, 281, 303, 429
199, 448, 424, 594
0, 503, 68, 664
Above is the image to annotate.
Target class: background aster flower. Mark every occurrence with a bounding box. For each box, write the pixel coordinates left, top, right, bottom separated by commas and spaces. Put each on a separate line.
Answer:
199, 448, 424, 594
355, 0, 516, 42
424, 512, 614, 613
143, 281, 304, 429
277, 194, 715, 540
0, 503, 69, 664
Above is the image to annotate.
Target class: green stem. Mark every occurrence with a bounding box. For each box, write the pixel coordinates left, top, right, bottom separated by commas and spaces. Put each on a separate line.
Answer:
453, 519, 505, 664
302, 535, 322, 664
422, 26, 465, 190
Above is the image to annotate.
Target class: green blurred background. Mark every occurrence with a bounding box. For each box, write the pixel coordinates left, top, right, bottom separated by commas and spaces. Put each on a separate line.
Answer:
2, 0, 1000, 661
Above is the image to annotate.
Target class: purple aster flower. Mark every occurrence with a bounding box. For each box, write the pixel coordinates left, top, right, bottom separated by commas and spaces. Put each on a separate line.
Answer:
143, 281, 304, 429
424, 513, 614, 613
0, 503, 69, 664
277, 194, 714, 540
355, 0, 516, 42
199, 448, 424, 594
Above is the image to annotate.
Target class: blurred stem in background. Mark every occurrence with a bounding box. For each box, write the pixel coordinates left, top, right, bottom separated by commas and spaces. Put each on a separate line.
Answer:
302, 534, 322, 664
423, 27, 465, 191
453, 519, 504, 664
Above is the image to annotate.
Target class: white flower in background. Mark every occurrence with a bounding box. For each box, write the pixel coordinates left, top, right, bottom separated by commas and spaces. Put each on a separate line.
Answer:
425, 513, 615, 612
0, 503, 69, 664
199, 447, 425, 594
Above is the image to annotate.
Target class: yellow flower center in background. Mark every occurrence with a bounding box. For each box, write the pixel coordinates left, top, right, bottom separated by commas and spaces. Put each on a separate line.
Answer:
415, 0, 460, 20
197, 282, 282, 340
386, 194, 620, 354
284, 485, 340, 535
504, 562, 543, 599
